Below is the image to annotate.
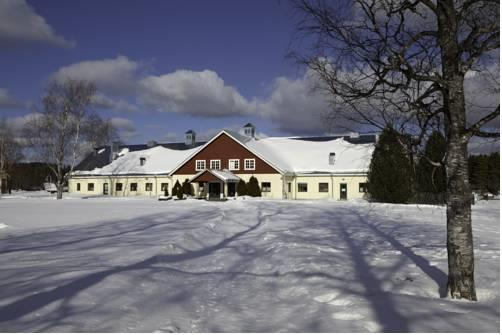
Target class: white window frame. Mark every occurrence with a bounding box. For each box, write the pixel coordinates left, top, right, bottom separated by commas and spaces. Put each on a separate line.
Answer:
210, 159, 221, 170
228, 159, 240, 171
244, 158, 255, 171
195, 160, 206, 171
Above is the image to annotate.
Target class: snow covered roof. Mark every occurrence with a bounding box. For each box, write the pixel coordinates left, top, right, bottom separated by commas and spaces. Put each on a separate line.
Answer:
190, 169, 241, 183
246, 136, 374, 174
73, 130, 376, 177
74, 145, 199, 176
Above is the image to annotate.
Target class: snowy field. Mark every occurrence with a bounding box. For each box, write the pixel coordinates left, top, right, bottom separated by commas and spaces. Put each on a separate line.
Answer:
0, 192, 499, 332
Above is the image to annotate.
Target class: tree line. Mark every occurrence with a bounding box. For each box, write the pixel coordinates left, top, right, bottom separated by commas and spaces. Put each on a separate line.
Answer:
368, 127, 499, 204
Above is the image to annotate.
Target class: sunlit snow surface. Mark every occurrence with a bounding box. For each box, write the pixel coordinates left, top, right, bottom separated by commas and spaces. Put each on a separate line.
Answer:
0, 192, 499, 332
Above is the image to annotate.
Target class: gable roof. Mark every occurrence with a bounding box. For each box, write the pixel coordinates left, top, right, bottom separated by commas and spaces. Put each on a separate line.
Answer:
190, 169, 241, 183
169, 130, 284, 175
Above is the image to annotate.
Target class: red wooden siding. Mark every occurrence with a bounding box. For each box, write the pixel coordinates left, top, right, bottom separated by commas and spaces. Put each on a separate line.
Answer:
173, 133, 279, 175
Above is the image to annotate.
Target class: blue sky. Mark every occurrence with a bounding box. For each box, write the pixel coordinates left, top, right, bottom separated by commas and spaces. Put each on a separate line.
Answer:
1, 0, 338, 144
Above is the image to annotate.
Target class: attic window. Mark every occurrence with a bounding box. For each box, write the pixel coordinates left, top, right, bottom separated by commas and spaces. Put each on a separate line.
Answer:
140, 157, 146, 166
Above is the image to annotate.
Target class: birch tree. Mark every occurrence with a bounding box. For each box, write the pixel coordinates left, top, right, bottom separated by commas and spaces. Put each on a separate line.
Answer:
25, 79, 96, 199
292, 0, 499, 300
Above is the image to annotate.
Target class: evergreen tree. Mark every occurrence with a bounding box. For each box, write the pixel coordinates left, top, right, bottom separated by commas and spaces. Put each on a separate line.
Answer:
237, 179, 247, 196
469, 155, 489, 193
172, 180, 182, 199
367, 127, 414, 203
416, 131, 447, 193
182, 178, 194, 196
246, 176, 261, 197
487, 152, 500, 195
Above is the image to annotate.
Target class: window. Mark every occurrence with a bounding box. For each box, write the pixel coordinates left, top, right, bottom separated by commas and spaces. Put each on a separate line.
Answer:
244, 158, 255, 170
76, 183, 80, 191
116, 183, 123, 192
319, 183, 329, 193
161, 183, 169, 191
130, 183, 137, 191
261, 182, 271, 192
146, 183, 153, 191
359, 182, 368, 193
195, 160, 205, 171
287, 182, 291, 193
140, 157, 146, 166
210, 159, 221, 170
298, 183, 308, 192
87, 183, 94, 191
228, 159, 240, 171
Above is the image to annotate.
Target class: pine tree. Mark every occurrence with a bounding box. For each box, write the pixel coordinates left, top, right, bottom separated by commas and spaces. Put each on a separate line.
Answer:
416, 131, 447, 194
172, 180, 182, 199
237, 179, 247, 196
469, 155, 489, 193
367, 127, 414, 203
246, 176, 261, 197
487, 152, 500, 195
182, 178, 194, 196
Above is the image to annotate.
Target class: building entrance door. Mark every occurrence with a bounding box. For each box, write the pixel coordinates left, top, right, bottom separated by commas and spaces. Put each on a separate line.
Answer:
228, 182, 236, 197
103, 183, 109, 195
208, 182, 221, 198
340, 183, 347, 200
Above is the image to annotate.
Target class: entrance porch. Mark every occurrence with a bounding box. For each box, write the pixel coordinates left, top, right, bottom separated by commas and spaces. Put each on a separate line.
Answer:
189, 169, 240, 200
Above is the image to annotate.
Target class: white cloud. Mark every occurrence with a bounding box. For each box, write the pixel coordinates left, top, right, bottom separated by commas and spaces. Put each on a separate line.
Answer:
253, 71, 334, 134
109, 117, 139, 141
138, 70, 250, 117
465, 63, 500, 131
52, 56, 139, 95
0, 0, 74, 48
92, 93, 139, 113
0, 88, 23, 108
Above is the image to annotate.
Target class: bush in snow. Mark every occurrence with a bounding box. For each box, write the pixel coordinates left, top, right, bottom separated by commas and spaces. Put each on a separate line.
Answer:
172, 180, 182, 198
182, 179, 194, 196
246, 176, 261, 197
237, 179, 247, 196
367, 127, 414, 203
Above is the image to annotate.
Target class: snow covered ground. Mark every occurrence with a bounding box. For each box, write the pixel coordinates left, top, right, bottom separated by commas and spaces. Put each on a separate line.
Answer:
0, 193, 499, 332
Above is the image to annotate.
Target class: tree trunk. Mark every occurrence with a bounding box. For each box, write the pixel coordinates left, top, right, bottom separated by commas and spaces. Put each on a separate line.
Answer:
438, 0, 476, 300
445, 132, 476, 300
56, 163, 63, 200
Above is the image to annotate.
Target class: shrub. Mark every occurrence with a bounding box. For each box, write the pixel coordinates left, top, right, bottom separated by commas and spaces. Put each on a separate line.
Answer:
237, 179, 247, 196
182, 178, 194, 196
172, 180, 182, 198
246, 176, 261, 197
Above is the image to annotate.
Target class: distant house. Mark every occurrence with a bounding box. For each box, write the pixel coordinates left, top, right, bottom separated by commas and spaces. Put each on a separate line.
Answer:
68, 124, 376, 200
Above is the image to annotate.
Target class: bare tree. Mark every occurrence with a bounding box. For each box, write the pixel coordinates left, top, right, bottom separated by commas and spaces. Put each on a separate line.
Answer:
25, 79, 96, 199
81, 113, 120, 155
0, 118, 23, 193
292, 0, 499, 300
